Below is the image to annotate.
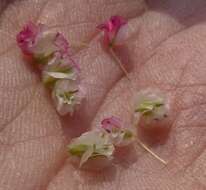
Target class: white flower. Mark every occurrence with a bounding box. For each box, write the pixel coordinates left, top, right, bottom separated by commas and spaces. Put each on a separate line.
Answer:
52, 79, 85, 115
134, 88, 169, 123
68, 130, 114, 167
42, 56, 78, 87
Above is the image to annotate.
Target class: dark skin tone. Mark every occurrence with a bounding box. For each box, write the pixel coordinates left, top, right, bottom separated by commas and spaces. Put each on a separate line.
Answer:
0, 0, 206, 189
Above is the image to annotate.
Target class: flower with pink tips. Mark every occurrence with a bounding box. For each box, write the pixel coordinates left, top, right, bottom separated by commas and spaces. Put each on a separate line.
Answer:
97, 16, 127, 47
16, 22, 44, 55
101, 116, 135, 147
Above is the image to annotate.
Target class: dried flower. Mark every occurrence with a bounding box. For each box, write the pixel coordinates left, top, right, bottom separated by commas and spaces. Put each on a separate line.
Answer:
16, 22, 45, 55
134, 88, 169, 124
17, 22, 84, 116
52, 79, 85, 115
101, 116, 135, 147
97, 16, 127, 47
42, 54, 79, 87
68, 130, 114, 167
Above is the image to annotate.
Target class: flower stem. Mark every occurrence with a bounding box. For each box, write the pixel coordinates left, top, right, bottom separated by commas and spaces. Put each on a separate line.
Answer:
72, 41, 88, 48
136, 138, 167, 165
109, 48, 131, 81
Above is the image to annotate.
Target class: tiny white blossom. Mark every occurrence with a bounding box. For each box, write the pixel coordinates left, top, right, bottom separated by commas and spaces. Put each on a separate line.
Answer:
68, 130, 114, 167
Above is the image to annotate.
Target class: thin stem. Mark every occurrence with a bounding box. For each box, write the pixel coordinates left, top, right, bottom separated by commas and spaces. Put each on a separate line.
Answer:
109, 48, 131, 81
136, 139, 167, 165
71, 41, 88, 48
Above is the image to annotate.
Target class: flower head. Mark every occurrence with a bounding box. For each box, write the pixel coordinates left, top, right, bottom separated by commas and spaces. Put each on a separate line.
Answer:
134, 89, 169, 123
42, 53, 79, 87
52, 79, 85, 115
101, 116, 135, 147
68, 130, 114, 167
97, 16, 127, 47
16, 22, 44, 55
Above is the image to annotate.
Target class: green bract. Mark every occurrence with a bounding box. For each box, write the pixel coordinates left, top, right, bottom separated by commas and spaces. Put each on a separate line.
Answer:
68, 130, 114, 167
135, 101, 164, 116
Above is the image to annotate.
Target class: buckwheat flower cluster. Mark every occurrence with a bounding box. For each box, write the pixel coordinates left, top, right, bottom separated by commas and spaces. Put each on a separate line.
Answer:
68, 130, 114, 167
17, 22, 84, 115
134, 88, 169, 125
68, 116, 135, 168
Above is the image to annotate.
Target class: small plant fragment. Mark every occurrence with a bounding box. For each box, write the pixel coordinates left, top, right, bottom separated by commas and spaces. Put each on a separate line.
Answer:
97, 16, 130, 79
68, 130, 114, 167
101, 116, 135, 147
134, 88, 169, 165
135, 88, 169, 123
17, 22, 84, 115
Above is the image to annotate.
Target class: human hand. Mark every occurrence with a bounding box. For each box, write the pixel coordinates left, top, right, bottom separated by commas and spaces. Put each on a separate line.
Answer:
0, 0, 205, 189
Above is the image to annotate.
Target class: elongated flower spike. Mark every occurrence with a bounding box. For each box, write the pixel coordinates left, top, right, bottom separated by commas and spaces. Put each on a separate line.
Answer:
17, 22, 84, 116
68, 130, 114, 168
97, 16, 130, 80
101, 116, 135, 147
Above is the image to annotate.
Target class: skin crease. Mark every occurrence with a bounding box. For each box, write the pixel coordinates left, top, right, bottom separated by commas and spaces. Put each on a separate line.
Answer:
0, 0, 206, 189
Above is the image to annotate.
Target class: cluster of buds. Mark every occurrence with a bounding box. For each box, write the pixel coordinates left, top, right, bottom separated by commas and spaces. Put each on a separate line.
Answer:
17, 22, 85, 115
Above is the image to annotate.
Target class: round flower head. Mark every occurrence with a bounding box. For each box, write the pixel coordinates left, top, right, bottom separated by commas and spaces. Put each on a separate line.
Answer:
52, 79, 85, 116
134, 88, 169, 125
97, 16, 127, 47
101, 116, 135, 147
68, 130, 114, 167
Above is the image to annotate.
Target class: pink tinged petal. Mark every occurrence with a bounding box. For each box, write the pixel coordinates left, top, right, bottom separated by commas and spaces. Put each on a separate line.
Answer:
101, 116, 135, 147
97, 16, 127, 47
16, 22, 42, 55
53, 33, 80, 71
101, 116, 123, 132
54, 32, 70, 56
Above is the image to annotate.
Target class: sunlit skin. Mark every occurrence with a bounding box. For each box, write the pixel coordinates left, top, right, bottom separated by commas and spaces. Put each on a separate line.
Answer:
0, 1, 205, 190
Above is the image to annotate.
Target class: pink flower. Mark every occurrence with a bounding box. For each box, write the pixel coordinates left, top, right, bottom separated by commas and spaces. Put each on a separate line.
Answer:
101, 116, 123, 132
16, 22, 44, 55
54, 33, 70, 57
97, 16, 127, 47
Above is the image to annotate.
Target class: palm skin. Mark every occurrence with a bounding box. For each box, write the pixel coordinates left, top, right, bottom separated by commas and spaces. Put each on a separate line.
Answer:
0, 0, 206, 189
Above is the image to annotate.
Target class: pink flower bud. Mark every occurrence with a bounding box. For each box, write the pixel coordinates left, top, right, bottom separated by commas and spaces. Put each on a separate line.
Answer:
16, 22, 44, 55
101, 116, 122, 132
97, 16, 127, 47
